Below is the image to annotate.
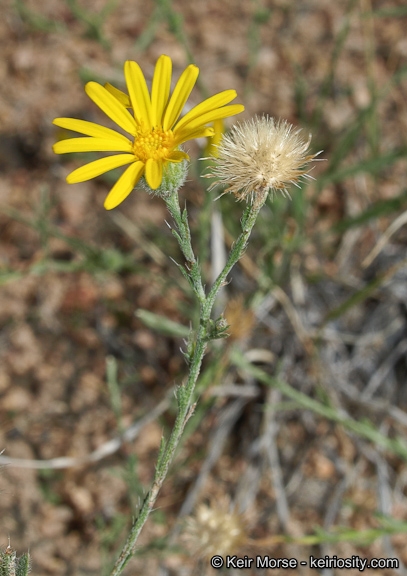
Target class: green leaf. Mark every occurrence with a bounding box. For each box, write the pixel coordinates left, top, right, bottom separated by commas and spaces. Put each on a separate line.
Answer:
135, 309, 189, 338
16, 554, 31, 576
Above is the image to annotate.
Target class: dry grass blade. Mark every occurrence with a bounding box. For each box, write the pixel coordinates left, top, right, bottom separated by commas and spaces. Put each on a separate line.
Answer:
362, 209, 407, 268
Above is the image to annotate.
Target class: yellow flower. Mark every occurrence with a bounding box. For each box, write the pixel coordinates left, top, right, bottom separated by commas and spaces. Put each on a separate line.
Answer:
53, 55, 244, 210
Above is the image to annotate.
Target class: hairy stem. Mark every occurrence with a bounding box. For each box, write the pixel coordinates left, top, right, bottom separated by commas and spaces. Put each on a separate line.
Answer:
109, 190, 266, 576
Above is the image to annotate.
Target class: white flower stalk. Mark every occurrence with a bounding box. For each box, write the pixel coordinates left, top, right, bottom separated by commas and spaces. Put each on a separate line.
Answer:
209, 116, 320, 206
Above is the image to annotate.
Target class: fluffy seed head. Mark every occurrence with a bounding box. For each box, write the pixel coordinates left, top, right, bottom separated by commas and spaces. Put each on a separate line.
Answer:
208, 115, 319, 205
183, 501, 247, 558
225, 295, 255, 342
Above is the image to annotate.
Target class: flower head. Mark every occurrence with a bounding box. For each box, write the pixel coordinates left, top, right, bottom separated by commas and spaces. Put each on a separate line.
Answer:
183, 501, 247, 559
208, 115, 320, 205
53, 55, 244, 209
225, 295, 255, 342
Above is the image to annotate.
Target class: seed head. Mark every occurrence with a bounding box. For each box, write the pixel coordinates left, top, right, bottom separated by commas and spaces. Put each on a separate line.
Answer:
225, 295, 255, 342
208, 115, 320, 205
183, 500, 247, 559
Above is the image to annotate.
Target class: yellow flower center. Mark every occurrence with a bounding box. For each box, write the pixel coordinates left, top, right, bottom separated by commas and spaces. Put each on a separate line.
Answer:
133, 127, 175, 163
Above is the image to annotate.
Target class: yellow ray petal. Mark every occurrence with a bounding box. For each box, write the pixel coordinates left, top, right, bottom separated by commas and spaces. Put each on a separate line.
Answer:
204, 118, 224, 157
174, 126, 214, 147
53, 118, 131, 144
53, 137, 132, 154
66, 154, 136, 183
124, 61, 152, 127
104, 83, 131, 108
163, 64, 199, 131
151, 55, 172, 127
85, 82, 137, 135
175, 104, 245, 136
104, 161, 145, 210
145, 158, 163, 189
167, 150, 189, 163
174, 90, 237, 132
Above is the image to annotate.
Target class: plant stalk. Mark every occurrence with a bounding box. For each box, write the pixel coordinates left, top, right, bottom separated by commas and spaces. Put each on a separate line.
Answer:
109, 190, 266, 576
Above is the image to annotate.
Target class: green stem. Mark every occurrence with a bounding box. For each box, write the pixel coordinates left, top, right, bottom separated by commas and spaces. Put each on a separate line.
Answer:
109, 334, 207, 576
109, 191, 266, 576
203, 195, 266, 322
165, 191, 206, 305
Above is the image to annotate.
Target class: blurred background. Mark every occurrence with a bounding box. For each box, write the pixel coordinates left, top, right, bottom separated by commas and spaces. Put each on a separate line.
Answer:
1, 0, 407, 574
